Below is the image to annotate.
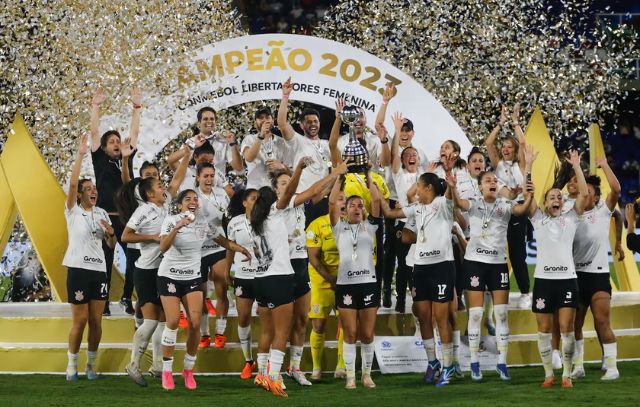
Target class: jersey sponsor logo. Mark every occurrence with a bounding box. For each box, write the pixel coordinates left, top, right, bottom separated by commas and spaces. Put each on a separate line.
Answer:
83, 255, 103, 264
543, 265, 569, 272
470, 275, 480, 287
240, 266, 257, 273
535, 298, 546, 310
575, 260, 592, 269
169, 267, 195, 275
295, 244, 306, 252
203, 243, 220, 250
475, 248, 498, 256
418, 249, 441, 257
347, 269, 371, 278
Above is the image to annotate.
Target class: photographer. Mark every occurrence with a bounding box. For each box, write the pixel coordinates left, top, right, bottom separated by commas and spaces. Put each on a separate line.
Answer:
625, 202, 640, 253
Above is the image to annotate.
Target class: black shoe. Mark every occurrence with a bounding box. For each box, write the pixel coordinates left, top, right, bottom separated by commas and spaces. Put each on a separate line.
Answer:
394, 299, 405, 314
382, 290, 392, 308
120, 298, 135, 315
102, 302, 111, 316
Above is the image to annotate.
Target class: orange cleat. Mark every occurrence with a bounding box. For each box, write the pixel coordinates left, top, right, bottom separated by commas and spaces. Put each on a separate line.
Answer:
561, 377, 573, 388
178, 311, 189, 329
214, 334, 227, 348
267, 377, 288, 398
541, 376, 555, 388
198, 335, 211, 349
241, 360, 256, 379
254, 373, 270, 390
205, 298, 217, 316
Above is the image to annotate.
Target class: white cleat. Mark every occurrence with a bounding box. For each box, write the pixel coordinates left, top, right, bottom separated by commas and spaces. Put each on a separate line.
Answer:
518, 293, 532, 310
310, 369, 322, 380
552, 350, 562, 370
601, 369, 620, 381
571, 365, 585, 379
288, 368, 312, 386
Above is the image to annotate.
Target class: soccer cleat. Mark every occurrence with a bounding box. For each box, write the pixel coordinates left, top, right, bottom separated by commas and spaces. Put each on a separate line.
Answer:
561, 377, 573, 388
86, 366, 98, 381
345, 377, 357, 389
205, 298, 217, 316
361, 374, 376, 388
601, 369, 620, 381
311, 369, 322, 380
552, 350, 562, 370
423, 360, 441, 383
179, 311, 189, 329
453, 361, 464, 379
571, 365, 585, 379
254, 373, 270, 390
66, 372, 78, 381
240, 360, 256, 379
541, 376, 555, 388
214, 334, 226, 348
496, 364, 511, 381
199, 335, 211, 349
119, 298, 135, 315
334, 368, 346, 379
435, 366, 455, 387
182, 369, 197, 390
125, 363, 148, 387
267, 378, 288, 397
162, 371, 175, 390
287, 368, 312, 386
470, 362, 483, 381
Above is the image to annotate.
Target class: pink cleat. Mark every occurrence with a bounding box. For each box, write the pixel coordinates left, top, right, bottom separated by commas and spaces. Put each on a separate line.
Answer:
182, 369, 197, 390
162, 371, 175, 390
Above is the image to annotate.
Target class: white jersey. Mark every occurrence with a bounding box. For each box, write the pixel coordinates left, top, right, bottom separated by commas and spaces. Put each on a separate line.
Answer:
273, 199, 307, 259
226, 215, 260, 280
403, 196, 455, 265
208, 133, 235, 176
178, 166, 229, 194
463, 197, 513, 264
283, 132, 330, 193
158, 213, 210, 281
62, 205, 111, 272
562, 193, 576, 213
332, 218, 379, 285
198, 187, 229, 257
385, 144, 429, 201
337, 132, 383, 172
392, 169, 420, 210
573, 202, 612, 274
531, 209, 579, 279
127, 201, 169, 269
458, 176, 482, 238
495, 160, 524, 201
251, 209, 295, 278
241, 133, 290, 189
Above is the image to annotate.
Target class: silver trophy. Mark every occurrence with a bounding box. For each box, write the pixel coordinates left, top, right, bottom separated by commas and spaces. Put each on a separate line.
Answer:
340, 105, 368, 173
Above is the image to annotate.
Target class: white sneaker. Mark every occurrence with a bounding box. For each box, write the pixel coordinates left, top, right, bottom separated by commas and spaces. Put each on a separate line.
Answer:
287, 368, 312, 386
601, 357, 607, 371
519, 293, 532, 310
571, 365, 585, 379
552, 350, 562, 370
601, 369, 620, 381
311, 369, 322, 380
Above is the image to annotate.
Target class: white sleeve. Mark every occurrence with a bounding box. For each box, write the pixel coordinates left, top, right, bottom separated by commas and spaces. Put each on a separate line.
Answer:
160, 216, 175, 236
126, 207, 145, 231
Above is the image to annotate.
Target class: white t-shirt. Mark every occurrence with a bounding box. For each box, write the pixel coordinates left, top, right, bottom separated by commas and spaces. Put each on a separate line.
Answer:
208, 134, 235, 176
435, 166, 473, 193
531, 209, 579, 279
562, 193, 576, 213
197, 186, 229, 257
392, 169, 420, 210
226, 215, 260, 280
62, 205, 112, 272
463, 197, 513, 264
273, 199, 307, 259
127, 201, 169, 269
458, 176, 482, 238
283, 132, 330, 193
158, 213, 210, 280
178, 166, 229, 194
573, 202, 613, 274
402, 196, 455, 265
332, 218, 379, 285
337, 132, 382, 172
495, 160, 524, 201
241, 133, 290, 189
385, 144, 429, 201
251, 209, 295, 278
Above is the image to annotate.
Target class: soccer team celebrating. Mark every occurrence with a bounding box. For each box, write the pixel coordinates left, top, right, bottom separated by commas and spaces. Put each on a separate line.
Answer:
62, 78, 631, 396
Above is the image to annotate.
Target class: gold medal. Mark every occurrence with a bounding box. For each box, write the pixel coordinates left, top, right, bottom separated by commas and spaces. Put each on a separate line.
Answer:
419, 231, 426, 243
352, 251, 358, 261
293, 228, 301, 237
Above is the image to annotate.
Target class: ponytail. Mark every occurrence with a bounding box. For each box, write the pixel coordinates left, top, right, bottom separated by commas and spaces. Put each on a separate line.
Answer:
116, 178, 143, 224
419, 172, 446, 197
250, 186, 277, 235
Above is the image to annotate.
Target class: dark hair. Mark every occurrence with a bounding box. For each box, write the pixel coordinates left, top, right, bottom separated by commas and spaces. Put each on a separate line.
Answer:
467, 146, 485, 163
586, 175, 601, 197
197, 106, 216, 122
440, 139, 466, 169
418, 172, 446, 197
76, 179, 93, 204
476, 170, 494, 186
553, 160, 576, 190
250, 186, 277, 235
270, 169, 289, 189
299, 108, 320, 122
196, 162, 215, 176
400, 147, 418, 169
194, 141, 215, 157
228, 188, 258, 218
100, 130, 120, 149
139, 161, 159, 177
116, 178, 143, 223
175, 189, 197, 206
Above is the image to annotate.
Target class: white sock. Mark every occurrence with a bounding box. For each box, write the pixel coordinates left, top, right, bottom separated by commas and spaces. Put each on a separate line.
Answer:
442, 342, 453, 368
200, 314, 210, 337
152, 322, 165, 367
344, 342, 356, 379
561, 332, 575, 378
494, 304, 509, 365
67, 351, 78, 376
468, 307, 483, 364
215, 317, 227, 336
268, 349, 285, 380
452, 330, 460, 364
162, 357, 174, 373
573, 338, 584, 368
361, 342, 375, 376
257, 352, 269, 376
130, 319, 158, 369
238, 325, 252, 362
183, 353, 197, 370
289, 345, 303, 371
537, 332, 553, 378
87, 350, 97, 369
603, 342, 617, 371
423, 338, 436, 362
135, 316, 144, 329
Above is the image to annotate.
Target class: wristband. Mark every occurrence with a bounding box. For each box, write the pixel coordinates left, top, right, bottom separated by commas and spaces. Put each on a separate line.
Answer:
132, 104, 142, 109
229, 141, 238, 146
381, 137, 389, 144
257, 135, 265, 141
282, 94, 289, 98
381, 100, 389, 105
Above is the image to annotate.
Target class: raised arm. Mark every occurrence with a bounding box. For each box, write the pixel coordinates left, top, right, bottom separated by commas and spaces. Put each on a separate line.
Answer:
128, 87, 142, 148
90, 87, 107, 152
244, 122, 271, 162
277, 77, 296, 141
277, 158, 307, 210
390, 112, 404, 175
66, 133, 89, 210
376, 123, 391, 168
120, 138, 134, 183
167, 146, 191, 198
375, 83, 395, 126
293, 160, 348, 208
510, 103, 526, 170
485, 106, 507, 168
167, 135, 204, 171
568, 150, 588, 216
446, 171, 469, 211
595, 156, 621, 211
523, 144, 539, 218
329, 98, 345, 167
328, 176, 343, 226
224, 131, 243, 172
368, 174, 381, 218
